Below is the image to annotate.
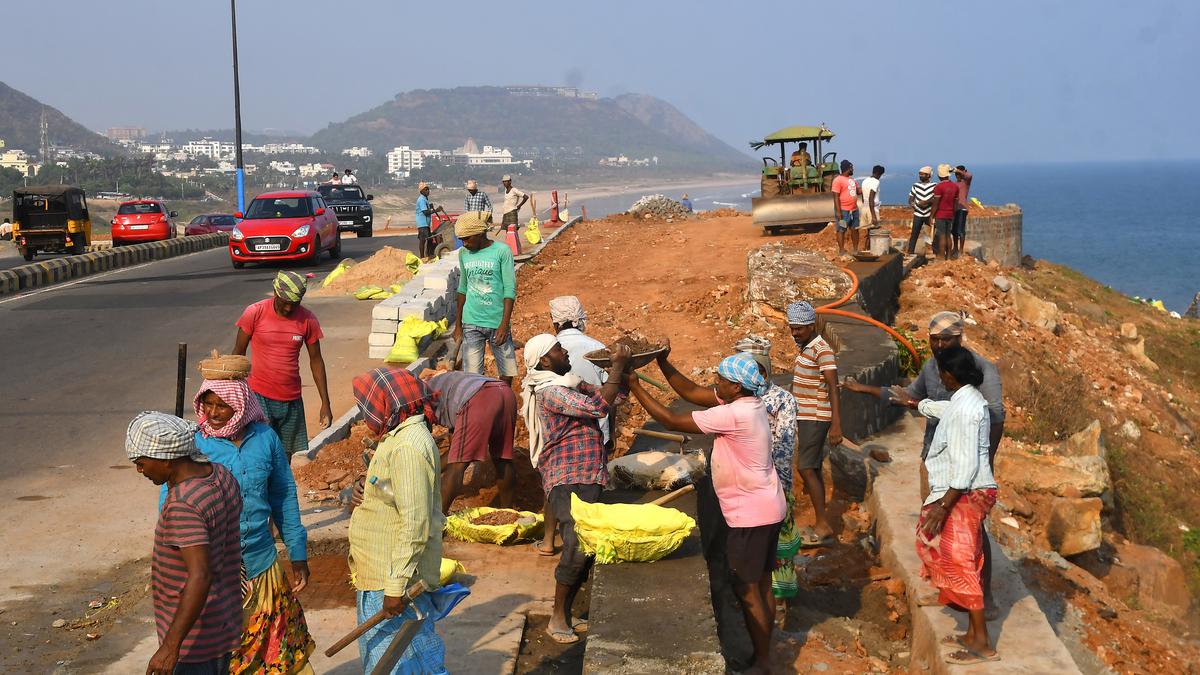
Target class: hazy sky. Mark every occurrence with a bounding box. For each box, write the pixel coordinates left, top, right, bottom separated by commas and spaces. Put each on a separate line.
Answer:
6, 0, 1197, 164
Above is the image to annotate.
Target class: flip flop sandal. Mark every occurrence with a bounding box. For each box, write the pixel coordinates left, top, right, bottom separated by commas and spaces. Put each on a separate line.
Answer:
533, 541, 557, 557
571, 619, 589, 633
944, 648, 1000, 665
939, 634, 967, 648
798, 531, 836, 548
546, 627, 580, 644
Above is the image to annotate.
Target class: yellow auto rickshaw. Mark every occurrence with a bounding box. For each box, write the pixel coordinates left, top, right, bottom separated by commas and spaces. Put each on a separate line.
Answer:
12, 185, 93, 260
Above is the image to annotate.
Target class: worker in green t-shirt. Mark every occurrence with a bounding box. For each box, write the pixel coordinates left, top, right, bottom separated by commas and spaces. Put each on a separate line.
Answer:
452, 211, 518, 384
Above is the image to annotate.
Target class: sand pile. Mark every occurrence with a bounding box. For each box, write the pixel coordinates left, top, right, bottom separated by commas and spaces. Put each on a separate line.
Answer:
295, 421, 372, 495
312, 246, 416, 296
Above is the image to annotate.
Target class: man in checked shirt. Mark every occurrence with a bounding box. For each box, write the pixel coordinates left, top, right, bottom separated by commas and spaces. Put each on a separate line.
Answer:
520, 334, 630, 645
463, 179, 493, 221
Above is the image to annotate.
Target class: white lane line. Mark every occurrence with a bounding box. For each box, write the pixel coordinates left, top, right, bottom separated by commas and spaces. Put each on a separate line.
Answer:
0, 248, 223, 306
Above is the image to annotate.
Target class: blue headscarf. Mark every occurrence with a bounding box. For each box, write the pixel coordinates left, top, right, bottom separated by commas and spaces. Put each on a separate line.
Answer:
717, 353, 769, 397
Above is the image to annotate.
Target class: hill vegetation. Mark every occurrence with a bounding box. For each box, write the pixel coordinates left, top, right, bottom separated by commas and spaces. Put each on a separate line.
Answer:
310, 86, 751, 171
0, 81, 119, 157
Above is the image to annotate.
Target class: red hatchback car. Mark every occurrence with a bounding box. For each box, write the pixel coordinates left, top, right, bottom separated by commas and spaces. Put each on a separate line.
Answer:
229, 191, 340, 269
185, 213, 239, 236
111, 200, 178, 245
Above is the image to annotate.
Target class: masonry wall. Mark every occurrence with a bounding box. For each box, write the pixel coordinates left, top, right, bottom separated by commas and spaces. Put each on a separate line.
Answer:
880, 204, 1023, 267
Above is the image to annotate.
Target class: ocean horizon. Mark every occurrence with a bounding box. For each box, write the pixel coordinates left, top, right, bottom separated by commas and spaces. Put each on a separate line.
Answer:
575, 161, 1199, 313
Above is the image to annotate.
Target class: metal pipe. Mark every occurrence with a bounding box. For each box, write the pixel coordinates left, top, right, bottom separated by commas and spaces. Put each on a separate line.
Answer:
230, 0, 245, 213
175, 343, 187, 418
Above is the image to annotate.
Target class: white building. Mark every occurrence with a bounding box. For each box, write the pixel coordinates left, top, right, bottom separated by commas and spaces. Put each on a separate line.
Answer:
452, 145, 516, 166
0, 149, 30, 174
386, 146, 425, 174
245, 142, 321, 155
341, 146, 373, 158
268, 160, 297, 175
183, 138, 236, 160
299, 162, 336, 178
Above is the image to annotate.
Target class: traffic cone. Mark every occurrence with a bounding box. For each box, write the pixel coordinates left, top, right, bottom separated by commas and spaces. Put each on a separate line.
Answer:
547, 190, 563, 227
505, 225, 522, 256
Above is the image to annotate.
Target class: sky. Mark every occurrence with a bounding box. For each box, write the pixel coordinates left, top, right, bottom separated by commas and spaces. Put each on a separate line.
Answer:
4, 0, 1198, 164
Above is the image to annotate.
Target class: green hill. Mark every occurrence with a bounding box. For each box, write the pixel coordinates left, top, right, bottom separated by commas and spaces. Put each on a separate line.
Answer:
0, 81, 119, 157
310, 86, 751, 170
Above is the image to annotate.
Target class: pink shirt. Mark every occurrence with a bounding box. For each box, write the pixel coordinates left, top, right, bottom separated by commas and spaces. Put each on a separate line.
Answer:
831, 174, 859, 212
692, 397, 786, 528
236, 298, 323, 402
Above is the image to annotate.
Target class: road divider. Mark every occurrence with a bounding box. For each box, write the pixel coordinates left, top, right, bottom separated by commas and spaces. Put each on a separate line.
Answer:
0, 233, 229, 296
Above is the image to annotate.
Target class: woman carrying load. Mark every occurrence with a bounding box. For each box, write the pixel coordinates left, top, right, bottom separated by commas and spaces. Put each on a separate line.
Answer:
163, 376, 315, 674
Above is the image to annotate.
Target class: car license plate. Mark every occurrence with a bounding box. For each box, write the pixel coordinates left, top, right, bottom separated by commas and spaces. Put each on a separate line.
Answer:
255, 243, 282, 252
339, 220, 354, 226
129, 225, 149, 230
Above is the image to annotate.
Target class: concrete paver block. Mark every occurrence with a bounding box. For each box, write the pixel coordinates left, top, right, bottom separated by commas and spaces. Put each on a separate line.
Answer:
368, 344, 392, 360
370, 319, 399, 334
371, 303, 400, 320
367, 332, 397, 347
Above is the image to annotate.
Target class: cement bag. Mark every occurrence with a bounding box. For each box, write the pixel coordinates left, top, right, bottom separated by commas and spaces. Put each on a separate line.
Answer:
405, 251, 421, 274
444, 507, 543, 545
354, 285, 385, 300
384, 315, 446, 363
322, 259, 354, 287
608, 451, 706, 491
368, 290, 392, 300
439, 557, 465, 585
524, 217, 542, 245
570, 493, 696, 564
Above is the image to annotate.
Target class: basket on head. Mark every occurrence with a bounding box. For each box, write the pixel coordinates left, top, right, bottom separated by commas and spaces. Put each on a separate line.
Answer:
198, 349, 251, 380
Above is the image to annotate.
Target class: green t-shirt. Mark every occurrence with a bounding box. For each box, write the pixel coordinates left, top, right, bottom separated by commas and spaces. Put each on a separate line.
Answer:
457, 242, 516, 329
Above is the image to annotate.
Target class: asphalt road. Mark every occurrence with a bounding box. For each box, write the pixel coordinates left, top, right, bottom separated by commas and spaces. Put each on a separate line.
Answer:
0, 232, 415, 600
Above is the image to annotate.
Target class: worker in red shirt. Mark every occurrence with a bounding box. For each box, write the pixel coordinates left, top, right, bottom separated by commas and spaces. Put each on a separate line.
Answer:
930, 164, 960, 262
831, 160, 861, 256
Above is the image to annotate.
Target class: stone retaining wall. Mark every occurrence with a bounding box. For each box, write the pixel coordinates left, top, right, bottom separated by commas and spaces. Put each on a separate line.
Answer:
0, 233, 229, 296
880, 204, 1023, 266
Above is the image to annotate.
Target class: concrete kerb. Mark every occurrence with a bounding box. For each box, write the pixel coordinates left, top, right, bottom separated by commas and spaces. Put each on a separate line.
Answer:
0, 233, 229, 296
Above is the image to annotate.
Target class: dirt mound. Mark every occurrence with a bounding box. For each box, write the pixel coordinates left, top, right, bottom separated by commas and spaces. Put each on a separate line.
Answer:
311, 246, 416, 296
295, 421, 372, 495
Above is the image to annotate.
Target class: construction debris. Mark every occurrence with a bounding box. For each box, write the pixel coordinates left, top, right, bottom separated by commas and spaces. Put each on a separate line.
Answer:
626, 194, 692, 219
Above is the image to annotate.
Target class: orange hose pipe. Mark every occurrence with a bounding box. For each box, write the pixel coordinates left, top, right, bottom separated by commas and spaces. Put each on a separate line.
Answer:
820, 266, 860, 310
815, 307, 920, 365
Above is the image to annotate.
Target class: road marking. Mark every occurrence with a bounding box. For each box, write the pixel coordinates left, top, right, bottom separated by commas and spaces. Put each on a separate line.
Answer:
0, 248, 222, 306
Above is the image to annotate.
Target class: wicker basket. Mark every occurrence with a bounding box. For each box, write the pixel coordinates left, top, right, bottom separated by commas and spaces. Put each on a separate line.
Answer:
198, 350, 251, 380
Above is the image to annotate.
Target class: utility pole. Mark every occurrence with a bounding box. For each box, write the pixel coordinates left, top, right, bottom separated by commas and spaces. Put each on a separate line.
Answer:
230, 0, 245, 213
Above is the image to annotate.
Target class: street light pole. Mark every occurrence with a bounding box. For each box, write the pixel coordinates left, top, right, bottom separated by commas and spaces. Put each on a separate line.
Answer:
230, 0, 245, 214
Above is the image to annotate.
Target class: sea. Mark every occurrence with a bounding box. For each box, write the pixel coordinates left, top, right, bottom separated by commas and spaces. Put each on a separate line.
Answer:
573, 162, 1199, 313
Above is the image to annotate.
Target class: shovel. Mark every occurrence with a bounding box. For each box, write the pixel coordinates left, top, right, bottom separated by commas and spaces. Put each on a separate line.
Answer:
323, 580, 427, 658
371, 603, 428, 675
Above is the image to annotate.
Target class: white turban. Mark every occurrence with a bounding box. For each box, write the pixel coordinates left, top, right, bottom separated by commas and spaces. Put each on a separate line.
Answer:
520, 333, 582, 467
549, 296, 587, 331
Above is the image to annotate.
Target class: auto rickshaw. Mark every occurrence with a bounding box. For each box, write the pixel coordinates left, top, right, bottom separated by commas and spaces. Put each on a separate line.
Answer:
11, 185, 92, 260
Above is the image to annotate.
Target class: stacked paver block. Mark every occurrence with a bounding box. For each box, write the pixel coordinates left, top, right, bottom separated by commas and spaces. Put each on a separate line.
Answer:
367, 250, 461, 360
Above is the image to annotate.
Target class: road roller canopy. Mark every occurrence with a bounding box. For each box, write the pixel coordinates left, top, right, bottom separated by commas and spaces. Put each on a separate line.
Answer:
749, 125, 835, 150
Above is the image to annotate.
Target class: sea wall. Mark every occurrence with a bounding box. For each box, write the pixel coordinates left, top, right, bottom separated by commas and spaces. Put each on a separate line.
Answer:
880, 203, 1023, 267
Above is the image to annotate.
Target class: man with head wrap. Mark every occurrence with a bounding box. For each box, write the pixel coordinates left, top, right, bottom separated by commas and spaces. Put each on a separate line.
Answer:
787, 301, 842, 548
452, 211, 518, 384
628, 351, 785, 674
463, 179, 492, 216
233, 271, 333, 458
348, 367, 456, 673
128, 412, 243, 675
843, 310, 1005, 615
521, 335, 630, 644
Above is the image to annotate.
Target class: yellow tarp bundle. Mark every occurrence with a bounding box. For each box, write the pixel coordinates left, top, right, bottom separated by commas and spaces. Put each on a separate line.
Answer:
444, 507, 543, 545
322, 259, 355, 287
405, 251, 422, 275
354, 285, 386, 300
570, 493, 696, 564
524, 217, 542, 245
439, 557, 465, 585
384, 316, 448, 364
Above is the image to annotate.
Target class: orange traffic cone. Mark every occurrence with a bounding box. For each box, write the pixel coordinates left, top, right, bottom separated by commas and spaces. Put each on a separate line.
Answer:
505, 225, 522, 256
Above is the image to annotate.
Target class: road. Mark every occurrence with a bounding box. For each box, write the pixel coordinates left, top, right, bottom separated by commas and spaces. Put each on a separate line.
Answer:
0, 232, 415, 602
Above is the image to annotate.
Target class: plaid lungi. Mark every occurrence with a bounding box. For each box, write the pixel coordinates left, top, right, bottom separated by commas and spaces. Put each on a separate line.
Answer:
254, 394, 308, 456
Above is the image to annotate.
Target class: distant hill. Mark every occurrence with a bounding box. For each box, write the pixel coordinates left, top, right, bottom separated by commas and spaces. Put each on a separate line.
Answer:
0, 81, 119, 156
310, 86, 752, 170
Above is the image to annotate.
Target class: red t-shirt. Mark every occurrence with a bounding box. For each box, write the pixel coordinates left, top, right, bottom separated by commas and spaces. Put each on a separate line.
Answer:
831, 174, 859, 212
933, 180, 959, 219
236, 298, 323, 402
153, 464, 243, 663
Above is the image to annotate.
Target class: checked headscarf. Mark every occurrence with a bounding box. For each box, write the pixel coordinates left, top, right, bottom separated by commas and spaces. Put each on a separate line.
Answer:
353, 367, 437, 436
194, 378, 267, 440
717, 352, 770, 397
126, 411, 209, 462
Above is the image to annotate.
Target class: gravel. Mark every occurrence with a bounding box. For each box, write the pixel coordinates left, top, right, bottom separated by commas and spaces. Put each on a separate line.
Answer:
627, 194, 692, 219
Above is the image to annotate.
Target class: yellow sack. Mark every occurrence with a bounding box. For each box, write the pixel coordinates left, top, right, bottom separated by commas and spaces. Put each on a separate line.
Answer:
439, 558, 465, 585
354, 285, 385, 300
322, 259, 355, 287
390, 283, 406, 294
524, 217, 542, 245
560, 209, 570, 221
384, 315, 444, 363
445, 507, 543, 545
1151, 299, 1166, 312
368, 290, 392, 300
570, 493, 696, 564
406, 252, 421, 275
970, 197, 983, 208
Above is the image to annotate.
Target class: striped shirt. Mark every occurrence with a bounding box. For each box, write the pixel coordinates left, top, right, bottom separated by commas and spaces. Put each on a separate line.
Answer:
919, 385, 997, 506
349, 415, 444, 595
909, 181, 936, 217
791, 335, 837, 421
152, 463, 243, 663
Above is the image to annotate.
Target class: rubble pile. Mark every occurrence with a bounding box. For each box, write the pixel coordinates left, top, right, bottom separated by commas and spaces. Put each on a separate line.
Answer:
626, 194, 692, 219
